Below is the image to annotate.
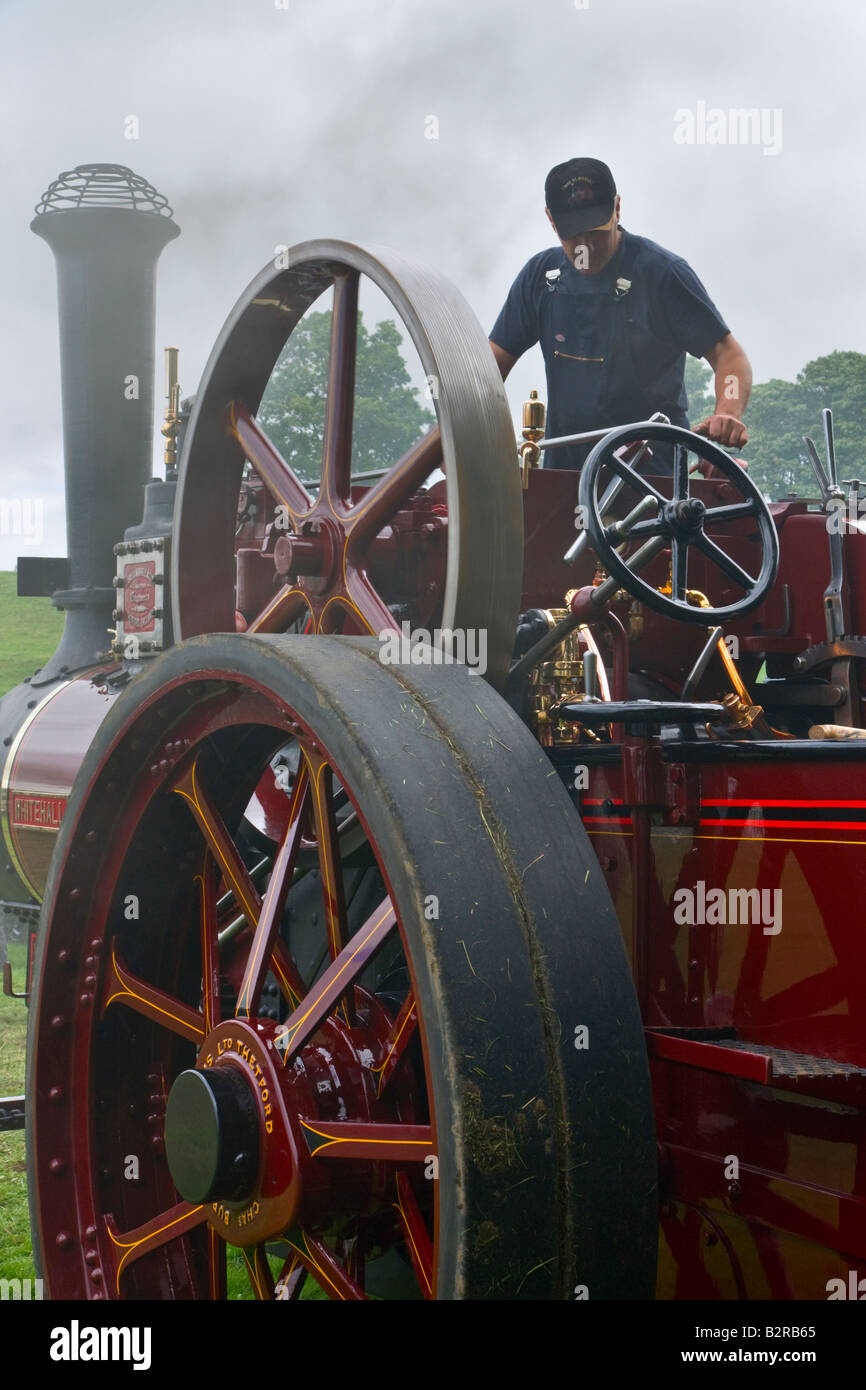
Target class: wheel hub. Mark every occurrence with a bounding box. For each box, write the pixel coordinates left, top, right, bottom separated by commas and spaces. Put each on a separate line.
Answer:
666, 495, 707, 535
164, 1000, 401, 1248
186, 1018, 304, 1245
164, 1066, 260, 1205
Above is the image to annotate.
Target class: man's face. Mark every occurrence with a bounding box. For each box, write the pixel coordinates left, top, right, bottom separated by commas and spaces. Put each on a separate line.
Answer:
546, 195, 621, 274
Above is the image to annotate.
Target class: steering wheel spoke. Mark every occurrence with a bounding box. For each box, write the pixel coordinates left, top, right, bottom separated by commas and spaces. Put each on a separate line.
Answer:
673, 442, 689, 501
671, 536, 689, 601
703, 500, 759, 524
694, 531, 756, 589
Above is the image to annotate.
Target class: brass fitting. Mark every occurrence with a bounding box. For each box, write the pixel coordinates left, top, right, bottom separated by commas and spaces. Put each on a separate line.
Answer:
519, 389, 546, 489
161, 346, 182, 475
716, 691, 764, 730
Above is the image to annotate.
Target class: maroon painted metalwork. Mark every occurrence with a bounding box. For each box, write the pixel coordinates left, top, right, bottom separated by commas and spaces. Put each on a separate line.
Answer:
29, 670, 434, 1300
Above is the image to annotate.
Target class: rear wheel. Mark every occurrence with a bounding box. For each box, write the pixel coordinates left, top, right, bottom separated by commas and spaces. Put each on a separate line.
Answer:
27, 634, 656, 1299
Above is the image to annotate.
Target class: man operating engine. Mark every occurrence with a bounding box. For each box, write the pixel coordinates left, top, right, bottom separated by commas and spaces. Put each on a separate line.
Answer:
488, 157, 750, 471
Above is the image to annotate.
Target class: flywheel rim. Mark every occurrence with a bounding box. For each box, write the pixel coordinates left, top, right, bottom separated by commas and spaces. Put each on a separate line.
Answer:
171, 240, 523, 689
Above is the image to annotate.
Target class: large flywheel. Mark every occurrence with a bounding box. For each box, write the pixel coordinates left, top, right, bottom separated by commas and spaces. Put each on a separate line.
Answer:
171, 242, 523, 689
27, 635, 656, 1300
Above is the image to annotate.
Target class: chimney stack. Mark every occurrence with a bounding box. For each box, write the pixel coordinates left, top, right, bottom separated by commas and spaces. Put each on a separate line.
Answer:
29, 163, 179, 681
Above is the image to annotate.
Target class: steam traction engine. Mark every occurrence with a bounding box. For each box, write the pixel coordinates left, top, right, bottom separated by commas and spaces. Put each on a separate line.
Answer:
3, 164, 866, 1301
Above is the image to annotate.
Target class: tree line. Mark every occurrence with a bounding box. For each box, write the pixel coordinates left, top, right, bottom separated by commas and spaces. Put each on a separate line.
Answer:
685, 350, 866, 497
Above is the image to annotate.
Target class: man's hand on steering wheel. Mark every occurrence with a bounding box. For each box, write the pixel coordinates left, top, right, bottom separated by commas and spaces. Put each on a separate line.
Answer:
693, 412, 749, 450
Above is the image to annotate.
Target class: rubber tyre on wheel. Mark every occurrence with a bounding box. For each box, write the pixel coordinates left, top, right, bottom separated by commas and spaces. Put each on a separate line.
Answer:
27, 634, 656, 1299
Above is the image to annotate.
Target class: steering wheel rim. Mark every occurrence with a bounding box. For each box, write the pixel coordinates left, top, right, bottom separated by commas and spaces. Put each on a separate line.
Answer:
578, 422, 779, 624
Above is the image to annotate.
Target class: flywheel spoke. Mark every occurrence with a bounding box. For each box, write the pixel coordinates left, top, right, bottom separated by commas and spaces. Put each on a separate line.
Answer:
321, 566, 399, 638
346, 427, 441, 549
321, 270, 359, 506
227, 402, 314, 519
247, 583, 311, 635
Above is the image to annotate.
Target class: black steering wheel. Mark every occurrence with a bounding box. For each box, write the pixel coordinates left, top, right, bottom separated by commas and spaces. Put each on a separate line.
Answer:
577, 422, 779, 624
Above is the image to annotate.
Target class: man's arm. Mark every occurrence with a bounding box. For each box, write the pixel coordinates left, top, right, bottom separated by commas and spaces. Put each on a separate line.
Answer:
692, 333, 752, 448
489, 340, 518, 381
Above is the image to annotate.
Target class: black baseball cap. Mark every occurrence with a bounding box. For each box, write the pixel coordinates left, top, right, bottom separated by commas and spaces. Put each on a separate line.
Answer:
545, 158, 617, 237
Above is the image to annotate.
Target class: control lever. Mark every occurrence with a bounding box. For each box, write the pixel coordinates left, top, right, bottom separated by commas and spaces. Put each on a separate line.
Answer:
818, 409, 847, 643
822, 407, 839, 489
802, 436, 831, 497
509, 498, 662, 687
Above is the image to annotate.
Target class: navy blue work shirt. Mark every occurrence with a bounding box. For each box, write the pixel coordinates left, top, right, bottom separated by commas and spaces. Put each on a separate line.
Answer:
489, 227, 730, 470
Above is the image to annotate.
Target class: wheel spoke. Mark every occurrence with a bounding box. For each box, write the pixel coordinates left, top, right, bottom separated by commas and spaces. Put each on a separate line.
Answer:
174, 760, 262, 931
275, 1254, 307, 1299
620, 517, 667, 540
283, 1231, 367, 1300
320, 566, 399, 638
673, 442, 689, 501
198, 858, 221, 1035
300, 1120, 433, 1161
338, 1231, 365, 1291
375, 992, 418, 1097
703, 500, 758, 524
321, 270, 359, 505
270, 938, 308, 1009
605, 455, 668, 506
695, 532, 756, 589
235, 762, 310, 1019
276, 896, 396, 1061
104, 1201, 207, 1295
247, 584, 311, 635
100, 950, 205, 1042
304, 751, 350, 966
671, 536, 688, 601
394, 1172, 434, 1298
208, 1226, 226, 1300
346, 427, 442, 548
227, 403, 313, 519
242, 1244, 276, 1300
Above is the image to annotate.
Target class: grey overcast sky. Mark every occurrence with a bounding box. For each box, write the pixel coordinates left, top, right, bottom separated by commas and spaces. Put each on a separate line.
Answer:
0, 0, 863, 566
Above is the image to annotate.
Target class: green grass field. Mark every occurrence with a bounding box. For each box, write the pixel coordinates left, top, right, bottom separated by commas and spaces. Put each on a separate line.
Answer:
0, 571, 65, 699
0, 945, 33, 1284
0, 572, 61, 1284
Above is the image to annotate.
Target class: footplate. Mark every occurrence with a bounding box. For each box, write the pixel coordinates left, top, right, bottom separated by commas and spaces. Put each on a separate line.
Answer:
647, 1027, 866, 1085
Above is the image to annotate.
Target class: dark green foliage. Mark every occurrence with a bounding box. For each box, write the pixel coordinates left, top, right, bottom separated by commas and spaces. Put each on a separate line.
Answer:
258, 310, 435, 484
685, 351, 866, 499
